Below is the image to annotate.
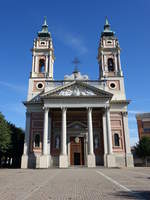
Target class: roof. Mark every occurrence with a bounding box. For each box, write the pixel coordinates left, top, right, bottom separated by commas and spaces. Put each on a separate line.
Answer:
136, 113, 150, 120
38, 17, 51, 38
101, 17, 115, 37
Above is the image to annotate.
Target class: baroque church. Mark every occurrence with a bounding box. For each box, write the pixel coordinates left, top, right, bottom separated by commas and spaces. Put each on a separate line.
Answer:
21, 18, 134, 168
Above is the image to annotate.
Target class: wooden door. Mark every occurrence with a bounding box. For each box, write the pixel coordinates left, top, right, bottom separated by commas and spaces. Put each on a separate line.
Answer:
70, 137, 84, 165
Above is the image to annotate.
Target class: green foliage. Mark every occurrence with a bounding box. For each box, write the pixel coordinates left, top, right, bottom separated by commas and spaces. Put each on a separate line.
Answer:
135, 136, 150, 158
8, 123, 24, 156
0, 112, 24, 168
0, 112, 11, 153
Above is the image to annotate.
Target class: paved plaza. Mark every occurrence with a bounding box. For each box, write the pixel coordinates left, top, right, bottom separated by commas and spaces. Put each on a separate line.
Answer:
0, 167, 150, 200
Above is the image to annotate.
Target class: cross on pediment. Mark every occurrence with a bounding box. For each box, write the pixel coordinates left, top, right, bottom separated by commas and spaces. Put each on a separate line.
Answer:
72, 57, 80, 73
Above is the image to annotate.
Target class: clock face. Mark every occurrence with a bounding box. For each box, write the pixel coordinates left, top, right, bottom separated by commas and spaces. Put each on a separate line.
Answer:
75, 137, 80, 144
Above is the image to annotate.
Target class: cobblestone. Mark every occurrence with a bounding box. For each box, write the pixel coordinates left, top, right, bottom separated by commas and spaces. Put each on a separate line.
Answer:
0, 167, 150, 200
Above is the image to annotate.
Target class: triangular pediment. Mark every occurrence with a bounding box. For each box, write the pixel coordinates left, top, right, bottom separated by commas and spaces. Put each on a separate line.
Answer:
41, 81, 113, 99
24, 91, 44, 105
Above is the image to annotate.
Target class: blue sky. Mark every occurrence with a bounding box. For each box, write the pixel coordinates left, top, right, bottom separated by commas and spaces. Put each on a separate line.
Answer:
0, 0, 150, 146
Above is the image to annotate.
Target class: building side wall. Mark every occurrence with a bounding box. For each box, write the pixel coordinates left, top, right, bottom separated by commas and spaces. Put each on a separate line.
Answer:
110, 112, 125, 153
29, 112, 44, 154
137, 119, 150, 139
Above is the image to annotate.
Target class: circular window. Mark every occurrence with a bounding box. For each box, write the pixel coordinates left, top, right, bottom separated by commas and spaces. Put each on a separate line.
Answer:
109, 82, 116, 89
36, 82, 44, 90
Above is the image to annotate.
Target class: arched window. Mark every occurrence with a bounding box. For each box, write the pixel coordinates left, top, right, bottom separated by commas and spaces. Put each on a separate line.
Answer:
108, 58, 115, 72
39, 59, 45, 73
114, 133, 120, 147
55, 136, 60, 149
34, 134, 40, 148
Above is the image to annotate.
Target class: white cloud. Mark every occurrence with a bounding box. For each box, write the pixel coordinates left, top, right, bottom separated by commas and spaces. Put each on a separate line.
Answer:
55, 27, 88, 55
64, 33, 88, 55
0, 103, 25, 116
0, 81, 27, 94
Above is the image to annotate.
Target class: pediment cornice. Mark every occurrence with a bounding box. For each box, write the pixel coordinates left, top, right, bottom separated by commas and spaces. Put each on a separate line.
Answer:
41, 81, 113, 99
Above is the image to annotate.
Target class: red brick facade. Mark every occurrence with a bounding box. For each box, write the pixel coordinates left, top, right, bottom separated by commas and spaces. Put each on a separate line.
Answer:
29, 110, 126, 159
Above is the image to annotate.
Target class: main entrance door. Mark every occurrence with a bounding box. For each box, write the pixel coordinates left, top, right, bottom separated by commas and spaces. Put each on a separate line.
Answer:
70, 137, 84, 166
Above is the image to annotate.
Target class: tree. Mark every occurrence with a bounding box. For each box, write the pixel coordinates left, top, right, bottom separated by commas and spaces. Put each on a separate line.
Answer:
135, 136, 150, 166
0, 112, 11, 166
8, 123, 24, 168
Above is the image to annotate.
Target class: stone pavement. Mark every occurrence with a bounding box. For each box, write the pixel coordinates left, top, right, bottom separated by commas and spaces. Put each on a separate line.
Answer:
0, 167, 150, 200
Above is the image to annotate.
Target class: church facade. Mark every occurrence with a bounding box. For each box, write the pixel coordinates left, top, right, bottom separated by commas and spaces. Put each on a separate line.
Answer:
21, 18, 134, 168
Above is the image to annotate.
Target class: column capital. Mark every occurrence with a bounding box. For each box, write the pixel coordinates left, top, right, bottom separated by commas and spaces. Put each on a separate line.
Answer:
43, 107, 49, 112
61, 107, 67, 111
104, 105, 110, 112
122, 111, 128, 117
87, 107, 92, 112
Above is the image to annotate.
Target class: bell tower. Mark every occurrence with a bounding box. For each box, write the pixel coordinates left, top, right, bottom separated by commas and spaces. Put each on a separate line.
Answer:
28, 18, 55, 101
97, 18, 126, 100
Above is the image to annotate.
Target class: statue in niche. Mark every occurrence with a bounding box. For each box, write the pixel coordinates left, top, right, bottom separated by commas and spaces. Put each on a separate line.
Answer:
94, 136, 99, 149
55, 136, 60, 149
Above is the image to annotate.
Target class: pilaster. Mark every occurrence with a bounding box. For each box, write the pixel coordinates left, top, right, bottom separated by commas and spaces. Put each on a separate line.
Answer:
21, 112, 31, 168
123, 112, 134, 167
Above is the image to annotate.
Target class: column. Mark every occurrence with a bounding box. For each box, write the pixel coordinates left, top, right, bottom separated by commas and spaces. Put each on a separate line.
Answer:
32, 55, 35, 73
59, 107, 68, 168
114, 54, 118, 75
118, 51, 123, 76
61, 107, 67, 155
101, 52, 104, 70
123, 112, 131, 154
102, 111, 108, 155
106, 107, 113, 154
87, 108, 94, 155
45, 56, 48, 75
23, 112, 31, 155
101, 52, 105, 77
35, 56, 38, 73
39, 107, 50, 168
49, 52, 52, 77
43, 107, 49, 155
48, 111, 52, 155
87, 107, 95, 167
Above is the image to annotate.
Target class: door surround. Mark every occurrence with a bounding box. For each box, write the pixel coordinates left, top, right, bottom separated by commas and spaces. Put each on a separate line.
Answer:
70, 136, 85, 166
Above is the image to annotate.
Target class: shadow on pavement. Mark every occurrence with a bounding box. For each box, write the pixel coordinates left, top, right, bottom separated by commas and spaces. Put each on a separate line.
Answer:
114, 191, 150, 200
